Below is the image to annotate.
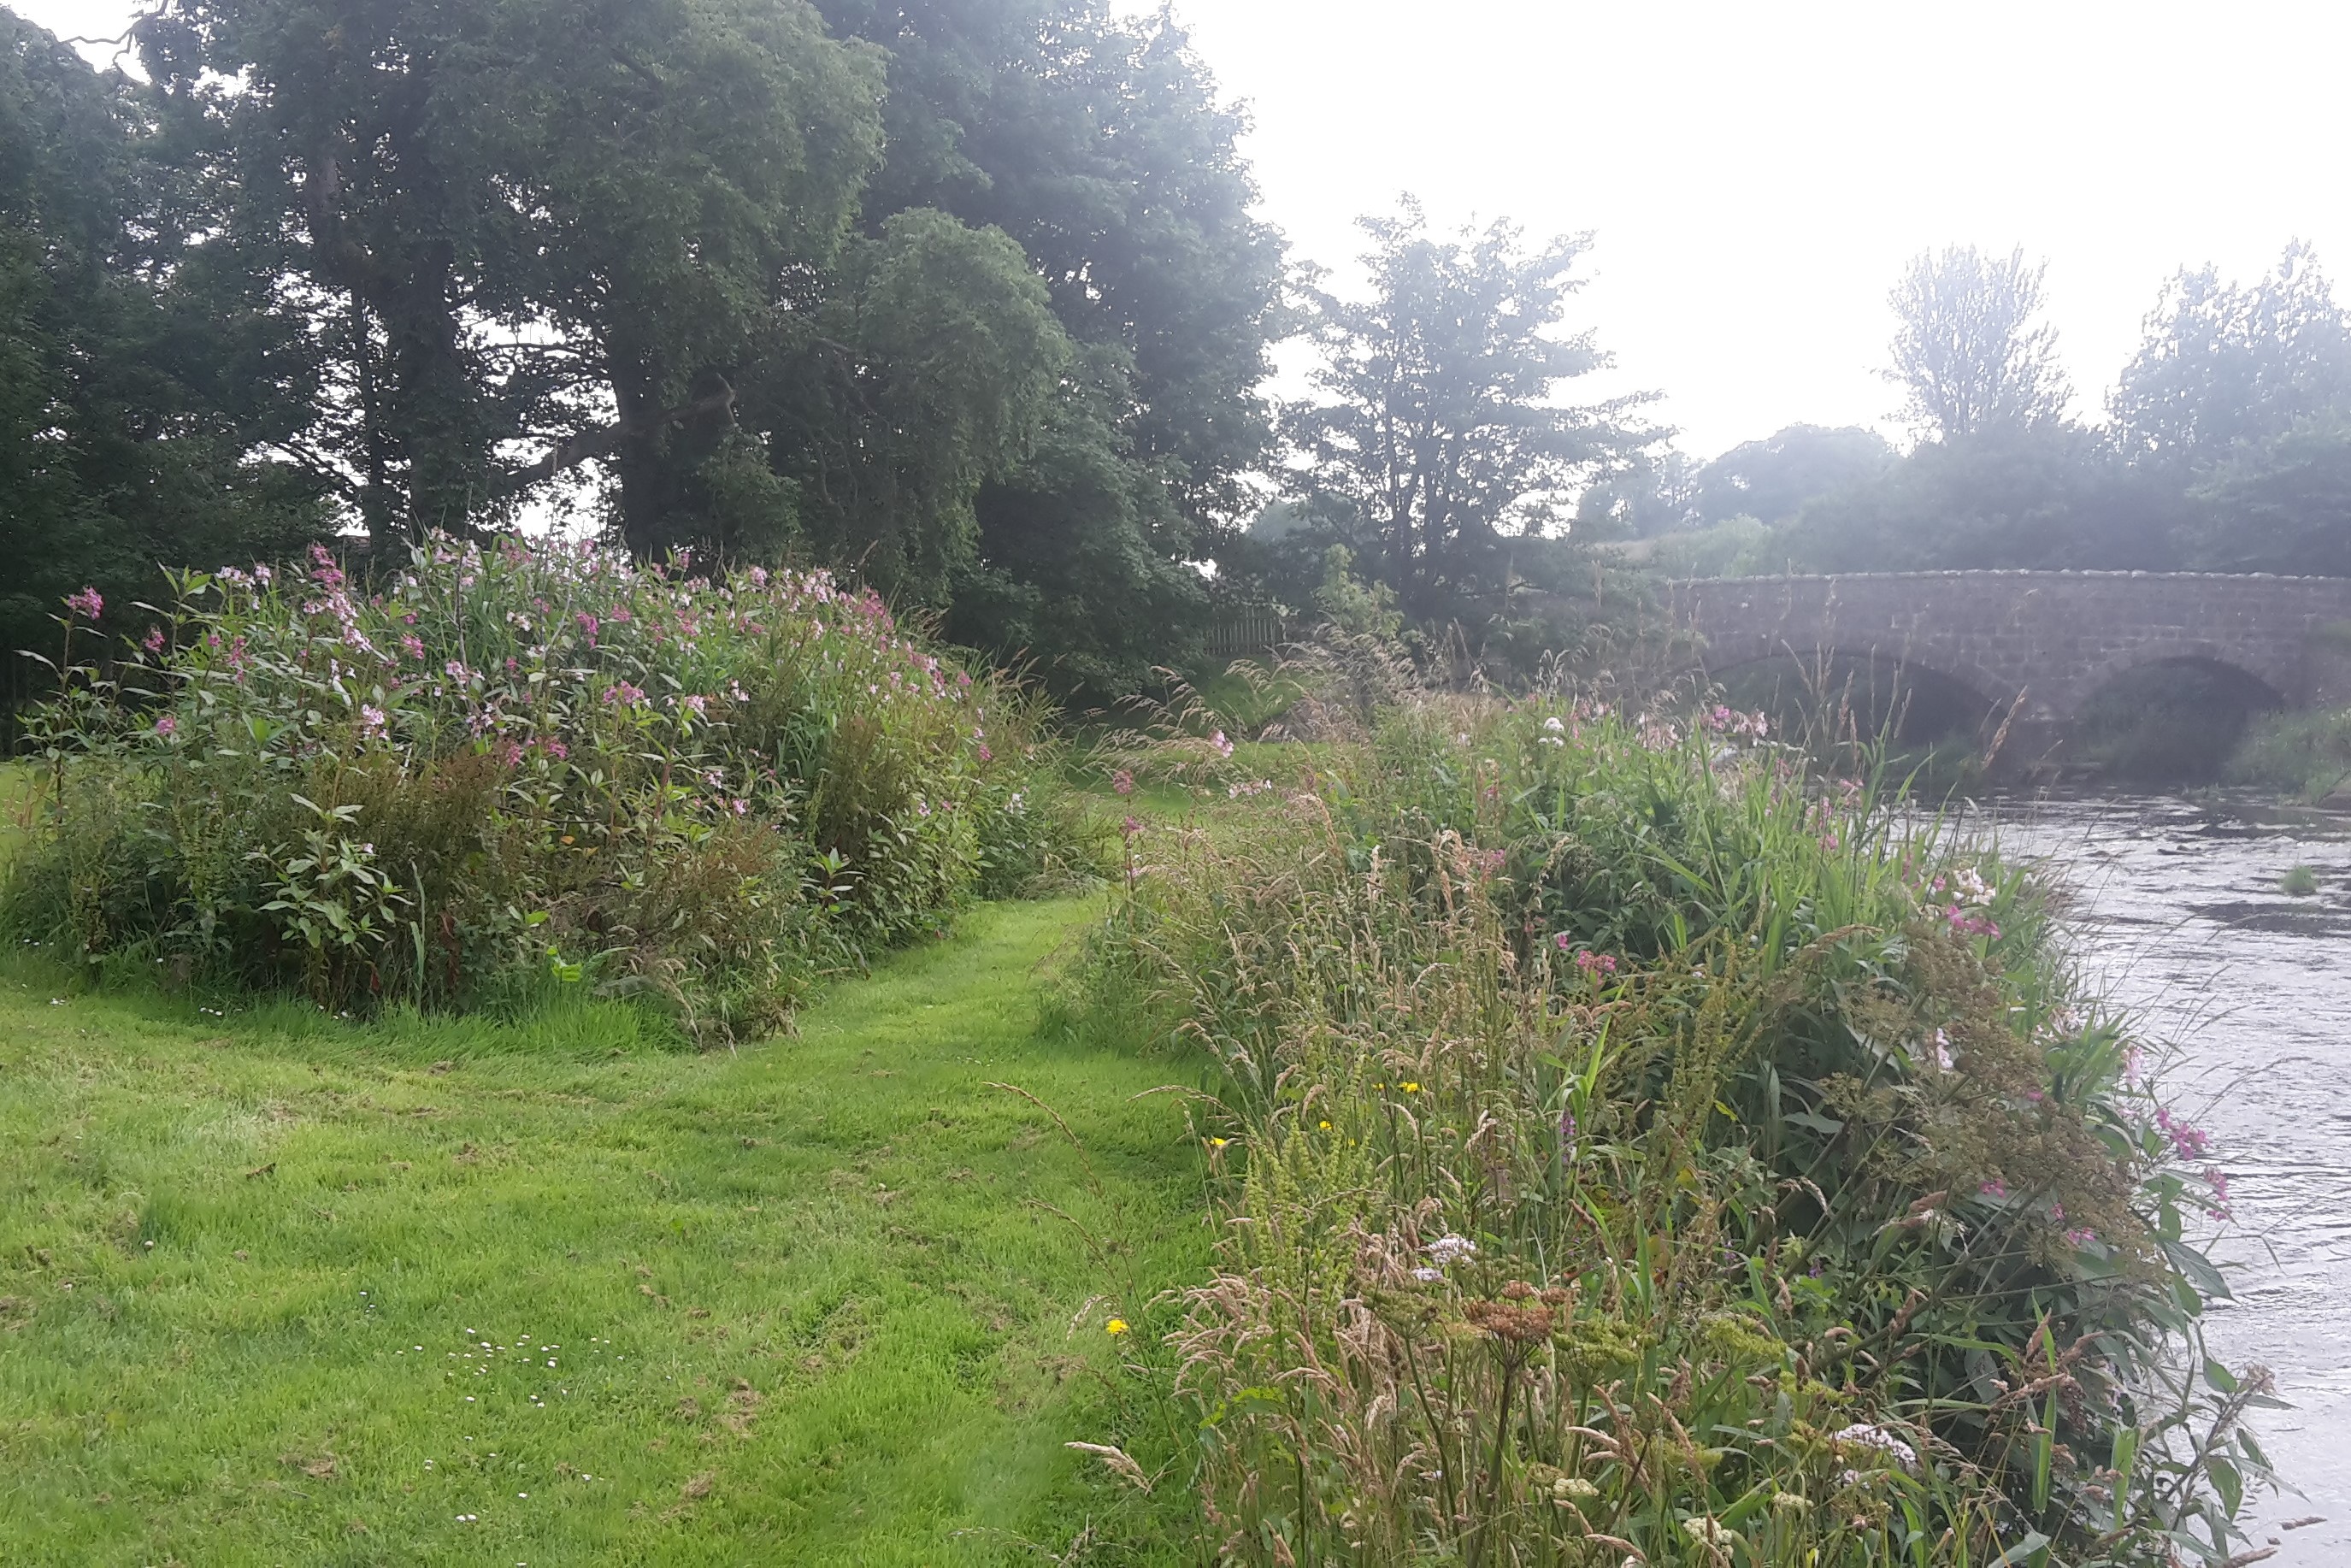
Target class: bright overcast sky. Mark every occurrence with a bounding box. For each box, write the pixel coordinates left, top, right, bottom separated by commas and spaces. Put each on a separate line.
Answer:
20, 0, 2351, 458
1141, 0, 2351, 456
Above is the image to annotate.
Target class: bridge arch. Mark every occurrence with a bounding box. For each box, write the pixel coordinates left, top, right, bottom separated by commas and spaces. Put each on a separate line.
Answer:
2045, 642, 2291, 723
1699, 642, 2012, 743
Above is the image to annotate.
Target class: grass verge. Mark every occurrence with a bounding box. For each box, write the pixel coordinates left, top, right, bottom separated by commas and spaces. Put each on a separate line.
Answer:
0, 896, 1200, 1565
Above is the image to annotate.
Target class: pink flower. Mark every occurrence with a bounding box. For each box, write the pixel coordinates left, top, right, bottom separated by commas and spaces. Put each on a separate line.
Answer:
2154, 1105, 2212, 1162
1978, 1179, 2008, 1199
976, 743, 993, 763
600, 681, 645, 707
308, 543, 345, 587
1210, 730, 1234, 758
359, 704, 387, 740
64, 587, 103, 620
153, 714, 176, 737
401, 634, 425, 661
142, 625, 167, 654
1121, 816, 1142, 839
1111, 769, 1135, 797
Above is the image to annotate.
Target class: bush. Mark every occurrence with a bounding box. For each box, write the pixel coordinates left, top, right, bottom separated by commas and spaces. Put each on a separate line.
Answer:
1081, 699, 2268, 1565
2225, 708, 2351, 802
6, 537, 1093, 1039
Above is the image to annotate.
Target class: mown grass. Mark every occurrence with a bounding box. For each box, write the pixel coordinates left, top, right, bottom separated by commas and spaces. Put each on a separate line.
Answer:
0, 895, 1203, 1565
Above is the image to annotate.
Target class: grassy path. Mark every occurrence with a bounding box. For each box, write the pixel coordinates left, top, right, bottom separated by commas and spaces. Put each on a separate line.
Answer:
0, 898, 1203, 1565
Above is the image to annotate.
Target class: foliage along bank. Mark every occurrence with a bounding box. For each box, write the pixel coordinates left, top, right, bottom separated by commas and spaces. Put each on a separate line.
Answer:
1078, 699, 2267, 1565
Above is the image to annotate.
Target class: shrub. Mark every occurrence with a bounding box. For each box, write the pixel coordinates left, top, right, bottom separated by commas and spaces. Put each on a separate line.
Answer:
2225, 707, 2351, 801
1083, 699, 2268, 1565
6, 537, 1092, 1037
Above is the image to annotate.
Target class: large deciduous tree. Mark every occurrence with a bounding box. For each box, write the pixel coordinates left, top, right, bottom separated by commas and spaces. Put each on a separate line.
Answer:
0, 9, 324, 669
2112, 244, 2351, 469
1285, 201, 1653, 622
1883, 245, 2072, 440
160, 0, 892, 549
809, 0, 1282, 694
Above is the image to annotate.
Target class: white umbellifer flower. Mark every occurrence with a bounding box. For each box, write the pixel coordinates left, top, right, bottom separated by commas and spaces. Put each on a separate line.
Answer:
1411, 1266, 1444, 1283
1682, 1516, 1735, 1548
1543, 716, 1565, 734
1424, 1234, 1477, 1264
1831, 1423, 1918, 1471
1934, 1028, 1955, 1072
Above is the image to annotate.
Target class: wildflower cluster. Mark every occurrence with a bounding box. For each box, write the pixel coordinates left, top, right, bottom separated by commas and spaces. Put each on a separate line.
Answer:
9, 537, 1084, 1035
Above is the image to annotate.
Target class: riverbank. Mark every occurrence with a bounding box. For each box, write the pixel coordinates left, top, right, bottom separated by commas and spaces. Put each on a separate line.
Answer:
0, 897, 1200, 1565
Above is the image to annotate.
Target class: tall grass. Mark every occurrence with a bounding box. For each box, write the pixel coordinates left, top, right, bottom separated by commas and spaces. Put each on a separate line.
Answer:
3, 536, 1095, 1039
1081, 696, 2270, 1565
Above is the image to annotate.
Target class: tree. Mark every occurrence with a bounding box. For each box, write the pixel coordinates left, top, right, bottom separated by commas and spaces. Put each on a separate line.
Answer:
2112, 243, 2351, 469
2182, 410, 2351, 575
1689, 424, 1895, 527
1286, 200, 1654, 621
0, 10, 325, 670
162, 0, 888, 550
1883, 245, 2072, 440
1781, 424, 2177, 574
807, 0, 1283, 695
749, 209, 1072, 598
1571, 449, 1702, 539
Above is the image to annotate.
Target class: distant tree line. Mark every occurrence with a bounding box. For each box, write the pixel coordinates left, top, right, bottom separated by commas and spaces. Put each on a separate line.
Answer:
0, 0, 1279, 700
1594, 242, 2351, 581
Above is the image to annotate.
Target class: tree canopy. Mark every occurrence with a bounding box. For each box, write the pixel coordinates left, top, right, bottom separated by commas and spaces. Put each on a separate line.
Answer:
1282, 202, 1654, 621
0, 0, 1278, 704
1883, 245, 2072, 441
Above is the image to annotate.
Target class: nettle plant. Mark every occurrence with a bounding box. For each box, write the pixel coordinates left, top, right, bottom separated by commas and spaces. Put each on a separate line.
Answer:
8, 536, 1085, 1037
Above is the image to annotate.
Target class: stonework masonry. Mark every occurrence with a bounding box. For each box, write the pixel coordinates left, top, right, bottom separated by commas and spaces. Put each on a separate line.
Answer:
1669, 572, 2351, 739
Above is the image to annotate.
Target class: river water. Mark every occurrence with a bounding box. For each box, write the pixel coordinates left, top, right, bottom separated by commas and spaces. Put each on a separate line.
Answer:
1981, 793, 2349, 1559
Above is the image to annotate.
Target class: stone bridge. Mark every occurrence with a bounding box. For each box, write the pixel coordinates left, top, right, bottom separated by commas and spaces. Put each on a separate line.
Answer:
1668, 570, 2351, 757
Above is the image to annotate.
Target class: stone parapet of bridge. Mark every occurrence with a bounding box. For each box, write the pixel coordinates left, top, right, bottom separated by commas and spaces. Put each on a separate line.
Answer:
1668, 570, 2351, 726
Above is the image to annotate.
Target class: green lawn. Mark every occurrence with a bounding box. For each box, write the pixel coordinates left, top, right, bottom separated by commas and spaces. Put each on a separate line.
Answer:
0, 897, 1205, 1565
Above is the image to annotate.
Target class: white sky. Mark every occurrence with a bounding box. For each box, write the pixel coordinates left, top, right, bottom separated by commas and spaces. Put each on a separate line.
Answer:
21, 0, 2351, 458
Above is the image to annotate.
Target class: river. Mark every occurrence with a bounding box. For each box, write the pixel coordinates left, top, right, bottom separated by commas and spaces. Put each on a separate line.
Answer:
1983, 793, 2349, 1561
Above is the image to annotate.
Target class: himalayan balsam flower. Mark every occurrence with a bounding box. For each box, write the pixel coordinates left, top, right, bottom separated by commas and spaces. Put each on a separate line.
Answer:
359, 704, 388, 740
153, 714, 176, 737
1111, 769, 1134, 796
142, 625, 166, 654
64, 587, 103, 619
1210, 729, 1234, 758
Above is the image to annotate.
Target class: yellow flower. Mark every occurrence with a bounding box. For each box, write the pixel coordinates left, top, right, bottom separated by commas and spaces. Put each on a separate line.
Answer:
1400, 1082, 1421, 1093
1318, 1120, 1332, 1130
1105, 1318, 1129, 1335
1207, 1137, 1229, 1148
